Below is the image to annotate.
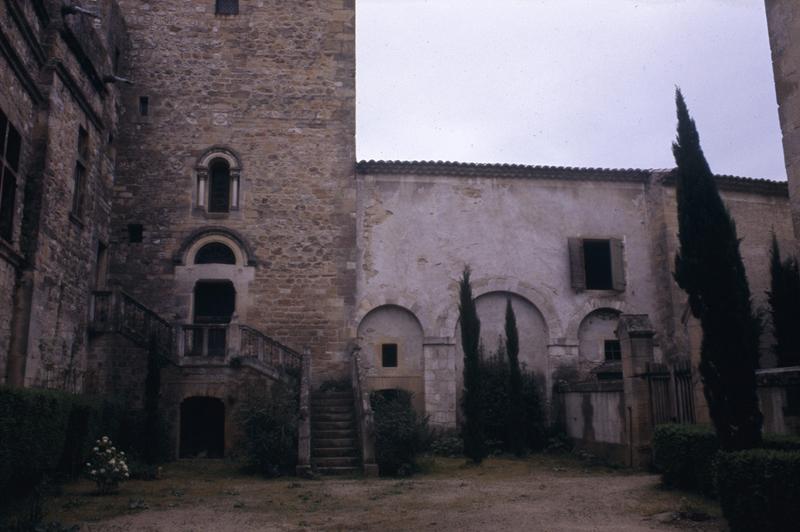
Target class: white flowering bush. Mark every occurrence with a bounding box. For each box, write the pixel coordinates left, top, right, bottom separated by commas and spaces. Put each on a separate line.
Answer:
85, 436, 130, 494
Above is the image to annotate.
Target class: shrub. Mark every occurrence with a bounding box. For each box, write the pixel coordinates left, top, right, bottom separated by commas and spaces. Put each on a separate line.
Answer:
0, 387, 73, 496
86, 436, 130, 494
653, 424, 800, 497
478, 346, 547, 454
235, 381, 299, 477
370, 389, 429, 476
715, 449, 800, 532
652, 424, 718, 495
429, 428, 463, 457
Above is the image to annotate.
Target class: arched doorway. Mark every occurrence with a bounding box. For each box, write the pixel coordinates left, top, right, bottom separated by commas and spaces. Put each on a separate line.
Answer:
180, 396, 225, 458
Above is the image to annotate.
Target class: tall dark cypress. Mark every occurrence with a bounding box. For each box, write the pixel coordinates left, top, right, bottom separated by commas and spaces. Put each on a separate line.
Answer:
672, 88, 762, 450
459, 266, 486, 463
767, 234, 800, 367
504, 299, 525, 456
143, 336, 163, 464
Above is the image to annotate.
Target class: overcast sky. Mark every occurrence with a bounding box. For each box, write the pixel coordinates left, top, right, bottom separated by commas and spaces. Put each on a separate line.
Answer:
356, 0, 787, 180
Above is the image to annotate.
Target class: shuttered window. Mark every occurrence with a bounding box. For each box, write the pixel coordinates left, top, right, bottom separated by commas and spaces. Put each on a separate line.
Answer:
0, 109, 21, 242
568, 237, 626, 292
215, 0, 239, 15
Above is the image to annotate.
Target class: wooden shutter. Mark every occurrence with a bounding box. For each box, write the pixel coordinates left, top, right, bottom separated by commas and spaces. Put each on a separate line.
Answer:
568, 237, 586, 292
610, 237, 626, 291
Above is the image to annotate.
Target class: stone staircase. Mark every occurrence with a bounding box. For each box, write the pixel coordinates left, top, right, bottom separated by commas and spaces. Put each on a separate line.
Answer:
310, 389, 361, 475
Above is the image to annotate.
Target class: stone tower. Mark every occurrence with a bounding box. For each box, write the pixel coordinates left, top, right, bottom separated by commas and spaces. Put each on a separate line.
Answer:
111, 0, 357, 381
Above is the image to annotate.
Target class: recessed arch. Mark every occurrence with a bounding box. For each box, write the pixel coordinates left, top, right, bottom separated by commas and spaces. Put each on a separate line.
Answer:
565, 300, 630, 343
197, 146, 242, 171
577, 307, 622, 365
356, 304, 426, 414
440, 277, 563, 342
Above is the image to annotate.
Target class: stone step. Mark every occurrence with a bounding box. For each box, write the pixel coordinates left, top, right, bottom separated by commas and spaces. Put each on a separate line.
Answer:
313, 412, 354, 422
312, 429, 357, 439
312, 447, 359, 458
312, 391, 353, 400
310, 404, 353, 414
314, 466, 362, 476
312, 420, 355, 431
312, 456, 361, 468
312, 437, 356, 449
311, 398, 353, 408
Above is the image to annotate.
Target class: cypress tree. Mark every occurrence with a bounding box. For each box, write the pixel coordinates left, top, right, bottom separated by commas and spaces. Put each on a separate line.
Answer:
767, 234, 800, 367
143, 336, 163, 464
459, 266, 486, 463
505, 299, 526, 456
672, 88, 762, 450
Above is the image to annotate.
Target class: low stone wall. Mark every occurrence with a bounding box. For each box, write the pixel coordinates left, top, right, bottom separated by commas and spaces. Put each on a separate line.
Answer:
757, 367, 800, 436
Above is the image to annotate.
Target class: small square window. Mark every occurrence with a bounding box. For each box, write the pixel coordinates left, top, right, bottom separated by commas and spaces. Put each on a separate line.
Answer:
604, 339, 621, 361
381, 343, 398, 368
215, 0, 239, 15
139, 96, 149, 116
127, 223, 143, 243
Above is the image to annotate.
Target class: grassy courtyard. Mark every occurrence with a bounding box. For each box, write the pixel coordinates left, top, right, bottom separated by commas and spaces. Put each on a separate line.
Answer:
38, 454, 723, 531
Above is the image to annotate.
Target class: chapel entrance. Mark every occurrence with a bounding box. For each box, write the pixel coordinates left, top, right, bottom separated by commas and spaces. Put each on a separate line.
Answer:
179, 396, 225, 458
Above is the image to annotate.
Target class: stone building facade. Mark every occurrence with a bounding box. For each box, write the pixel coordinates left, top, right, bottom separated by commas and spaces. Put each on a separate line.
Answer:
0, 0, 126, 390
766, 0, 800, 248
1, 1, 798, 454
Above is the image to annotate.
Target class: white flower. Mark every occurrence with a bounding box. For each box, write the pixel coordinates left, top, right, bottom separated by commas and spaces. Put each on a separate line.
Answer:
111, 447, 116, 451
93, 447, 99, 452
102, 436, 109, 442
86, 462, 91, 467
109, 459, 116, 465
99, 468, 105, 474
124, 473, 129, 478
90, 470, 97, 475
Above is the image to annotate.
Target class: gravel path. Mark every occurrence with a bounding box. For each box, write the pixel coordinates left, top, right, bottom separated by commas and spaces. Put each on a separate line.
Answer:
48, 457, 723, 531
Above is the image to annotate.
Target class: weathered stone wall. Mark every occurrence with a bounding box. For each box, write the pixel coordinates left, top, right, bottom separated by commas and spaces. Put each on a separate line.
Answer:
111, 0, 356, 384
1, 0, 127, 389
766, 0, 800, 244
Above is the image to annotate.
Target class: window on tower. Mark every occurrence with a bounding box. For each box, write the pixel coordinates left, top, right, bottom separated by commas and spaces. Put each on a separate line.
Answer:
215, 0, 239, 15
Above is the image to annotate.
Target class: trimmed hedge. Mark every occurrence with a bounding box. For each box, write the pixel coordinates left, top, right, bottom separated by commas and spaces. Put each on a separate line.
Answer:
0, 387, 142, 500
0, 387, 73, 495
653, 423, 800, 498
652, 424, 719, 495
716, 449, 800, 532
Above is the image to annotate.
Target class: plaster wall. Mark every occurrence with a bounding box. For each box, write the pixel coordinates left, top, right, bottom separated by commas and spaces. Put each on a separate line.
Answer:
356, 172, 662, 395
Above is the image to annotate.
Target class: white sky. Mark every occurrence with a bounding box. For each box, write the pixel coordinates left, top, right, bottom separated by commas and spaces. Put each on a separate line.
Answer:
356, 0, 787, 180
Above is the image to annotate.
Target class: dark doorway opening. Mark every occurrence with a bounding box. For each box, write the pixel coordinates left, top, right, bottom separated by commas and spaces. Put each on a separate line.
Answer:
180, 397, 225, 458
192, 281, 235, 356
194, 280, 235, 324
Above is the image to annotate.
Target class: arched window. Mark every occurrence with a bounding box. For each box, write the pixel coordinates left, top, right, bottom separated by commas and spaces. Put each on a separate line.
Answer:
195, 148, 241, 215
209, 159, 231, 213
194, 242, 236, 265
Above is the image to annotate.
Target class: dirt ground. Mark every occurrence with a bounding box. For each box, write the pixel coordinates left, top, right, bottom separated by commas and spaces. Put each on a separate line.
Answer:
43, 455, 724, 532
